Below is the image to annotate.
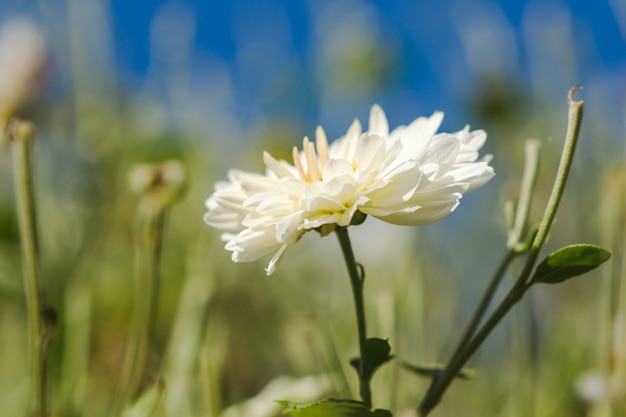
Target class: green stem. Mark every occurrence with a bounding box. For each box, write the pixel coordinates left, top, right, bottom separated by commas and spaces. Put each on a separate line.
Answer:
335, 226, 371, 407
8, 120, 47, 417
451, 138, 541, 366
419, 87, 585, 416
449, 249, 517, 361
516, 88, 584, 289
508, 139, 541, 250
112, 200, 167, 416
420, 282, 532, 416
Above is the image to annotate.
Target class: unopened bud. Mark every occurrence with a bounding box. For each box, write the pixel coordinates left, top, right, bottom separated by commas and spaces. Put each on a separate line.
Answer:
128, 160, 187, 208
0, 20, 47, 131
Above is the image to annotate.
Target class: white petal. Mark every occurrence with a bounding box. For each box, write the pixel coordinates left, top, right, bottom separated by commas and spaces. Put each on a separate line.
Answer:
265, 244, 289, 275
368, 104, 389, 137
330, 119, 362, 161
375, 199, 461, 225
447, 161, 495, 191
395, 112, 444, 159
264, 151, 296, 178
306, 192, 349, 213
276, 211, 306, 244
421, 134, 460, 168
363, 161, 422, 208
226, 227, 282, 262
203, 208, 244, 232
356, 133, 387, 172
322, 159, 355, 180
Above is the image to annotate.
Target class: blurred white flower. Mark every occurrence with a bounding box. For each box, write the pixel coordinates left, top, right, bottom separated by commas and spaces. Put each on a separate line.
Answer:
0, 20, 46, 129
204, 105, 494, 275
220, 374, 332, 417
576, 371, 621, 403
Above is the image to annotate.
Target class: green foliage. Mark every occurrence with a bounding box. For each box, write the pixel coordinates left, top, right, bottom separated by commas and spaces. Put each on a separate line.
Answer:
398, 361, 478, 380
278, 399, 392, 417
121, 380, 164, 417
512, 224, 539, 254
531, 244, 612, 284
349, 338, 393, 382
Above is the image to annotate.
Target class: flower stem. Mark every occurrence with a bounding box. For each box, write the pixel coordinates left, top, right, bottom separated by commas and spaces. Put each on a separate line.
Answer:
451, 138, 541, 362
112, 162, 186, 416
418, 87, 585, 416
507, 139, 541, 250
112, 203, 167, 416
8, 120, 47, 417
449, 249, 517, 361
419, 281, 532, 416
335, 226, 372, 407
516, 87, 584, 288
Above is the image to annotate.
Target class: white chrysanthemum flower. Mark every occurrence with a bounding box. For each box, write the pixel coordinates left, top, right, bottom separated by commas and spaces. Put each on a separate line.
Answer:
205, 105, 494, 275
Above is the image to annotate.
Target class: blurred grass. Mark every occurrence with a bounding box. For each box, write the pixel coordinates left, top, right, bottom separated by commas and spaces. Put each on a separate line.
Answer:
1, 1, 624, 416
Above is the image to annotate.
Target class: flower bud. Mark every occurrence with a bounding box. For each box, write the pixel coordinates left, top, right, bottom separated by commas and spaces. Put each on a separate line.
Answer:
0, 20, 46, 132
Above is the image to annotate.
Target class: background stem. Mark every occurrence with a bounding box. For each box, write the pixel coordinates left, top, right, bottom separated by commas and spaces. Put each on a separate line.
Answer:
8, 120, 47, 417
111, 194, 168, 416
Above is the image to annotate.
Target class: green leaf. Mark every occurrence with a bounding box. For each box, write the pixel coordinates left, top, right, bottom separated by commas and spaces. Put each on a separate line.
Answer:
350, 211, 368, 226
122, 379, 165, 417
531, 244, 612, 284
278, 399, 392, 417
349, 338, 393, 382
398, 360, 477, 380
318, 223, 337, 237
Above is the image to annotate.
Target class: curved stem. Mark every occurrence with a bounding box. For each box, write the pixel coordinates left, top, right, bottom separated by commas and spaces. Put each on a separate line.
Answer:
516, 88, 584, 289
8, 120, 47, 417
335, 227, 371, 407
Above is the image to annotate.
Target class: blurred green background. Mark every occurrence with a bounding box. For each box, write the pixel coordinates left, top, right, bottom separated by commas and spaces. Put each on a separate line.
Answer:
0, 0, 624, 416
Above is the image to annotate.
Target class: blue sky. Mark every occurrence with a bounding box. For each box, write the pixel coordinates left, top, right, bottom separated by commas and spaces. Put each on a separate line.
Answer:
1, 0, 625, 137
105, 0, 626, 131
106, 0, 624, 74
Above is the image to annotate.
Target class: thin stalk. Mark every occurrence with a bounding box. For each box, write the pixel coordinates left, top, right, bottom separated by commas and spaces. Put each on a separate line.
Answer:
335, 226, 371, 407
419, 281, 532, 416
419, 87, 584, 416
444, 138, 541, 382
515, 88, 584, 290
509, 139, 541, 417
111, 201, 167, 416
449, 249, 516, 361
111, 161, 185, 417
508, 140, 541, 249
8, 120, 47, 417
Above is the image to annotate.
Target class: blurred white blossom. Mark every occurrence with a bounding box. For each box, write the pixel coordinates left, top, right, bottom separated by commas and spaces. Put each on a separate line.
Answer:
220, 374, 331, 417
204, 105, 494, 274
0, 19, 46, 129
576, 371, 621, 403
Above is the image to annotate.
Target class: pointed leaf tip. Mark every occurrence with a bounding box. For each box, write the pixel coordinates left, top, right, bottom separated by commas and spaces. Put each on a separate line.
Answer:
121, 379, 165, 417
398, 360, 478, 380
349, 338, 393, 383
531, 244, 611, 285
